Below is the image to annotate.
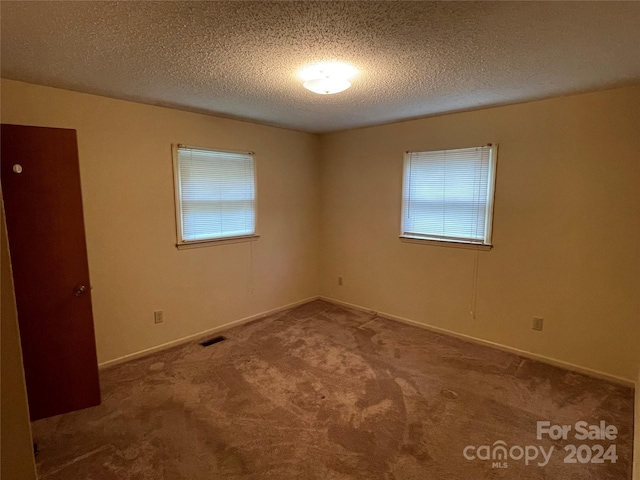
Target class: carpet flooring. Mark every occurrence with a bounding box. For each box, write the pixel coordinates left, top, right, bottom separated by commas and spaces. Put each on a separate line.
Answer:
32, 300, 634, 479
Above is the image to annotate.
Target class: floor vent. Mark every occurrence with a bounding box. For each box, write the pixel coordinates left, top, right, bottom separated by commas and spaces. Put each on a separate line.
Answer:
200, 336, 226, 347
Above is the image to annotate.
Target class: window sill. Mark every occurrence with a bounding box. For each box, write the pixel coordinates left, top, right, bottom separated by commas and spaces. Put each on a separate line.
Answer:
176, 234, 260, 250
399, 235, 492, 251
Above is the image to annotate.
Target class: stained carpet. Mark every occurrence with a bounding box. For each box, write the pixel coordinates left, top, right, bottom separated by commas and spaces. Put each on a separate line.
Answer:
32, 300, 634, 479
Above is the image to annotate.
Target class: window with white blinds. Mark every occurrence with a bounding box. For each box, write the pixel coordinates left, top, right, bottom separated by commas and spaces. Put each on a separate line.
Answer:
174, 146, 256, 244
401, 145, 497, 246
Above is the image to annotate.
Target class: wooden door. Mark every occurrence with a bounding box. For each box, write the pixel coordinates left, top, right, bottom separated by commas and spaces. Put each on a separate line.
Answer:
1, 124, 100, 421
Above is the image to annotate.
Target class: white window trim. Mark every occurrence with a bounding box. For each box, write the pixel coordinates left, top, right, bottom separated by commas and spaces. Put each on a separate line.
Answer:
175, 234, 260, 250
400, 144, 498, 249
399, 236, 493, 251
172, 144, 259, 248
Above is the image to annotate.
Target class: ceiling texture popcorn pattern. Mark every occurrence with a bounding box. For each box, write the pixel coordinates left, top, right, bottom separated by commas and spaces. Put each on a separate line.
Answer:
2, 1, 639, 133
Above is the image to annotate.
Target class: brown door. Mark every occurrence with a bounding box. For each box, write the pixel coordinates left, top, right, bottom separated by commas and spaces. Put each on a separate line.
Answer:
1, 124, 100, 421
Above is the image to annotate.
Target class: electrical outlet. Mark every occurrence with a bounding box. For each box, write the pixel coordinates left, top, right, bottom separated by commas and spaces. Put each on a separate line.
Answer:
154, 310, 164, 324
338, 276, 343, 286
532, 316, 543, 331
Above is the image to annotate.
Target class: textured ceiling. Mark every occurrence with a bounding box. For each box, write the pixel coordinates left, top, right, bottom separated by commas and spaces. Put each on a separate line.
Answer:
2, 1, 640, 133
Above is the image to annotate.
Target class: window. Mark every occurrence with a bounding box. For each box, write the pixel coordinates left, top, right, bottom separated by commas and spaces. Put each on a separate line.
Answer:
401, 145, 497, 247
173, 145, 256, 245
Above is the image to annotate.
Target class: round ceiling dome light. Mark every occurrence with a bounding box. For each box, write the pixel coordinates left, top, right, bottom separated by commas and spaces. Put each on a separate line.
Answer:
303, 77, 352, 95
299, 61, 358, 95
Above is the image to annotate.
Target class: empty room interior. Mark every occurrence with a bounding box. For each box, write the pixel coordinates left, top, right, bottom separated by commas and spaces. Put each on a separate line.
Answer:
1, 2, 639, 479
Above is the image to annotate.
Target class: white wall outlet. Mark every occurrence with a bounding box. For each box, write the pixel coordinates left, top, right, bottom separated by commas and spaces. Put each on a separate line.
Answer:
532, 316, 543, 331
154, 310, 164, 324
338, 276, 343, 286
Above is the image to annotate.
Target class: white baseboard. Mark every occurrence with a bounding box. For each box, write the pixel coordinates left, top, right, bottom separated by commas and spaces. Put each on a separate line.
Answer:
98, 295, 320, 369
319, 295, 635, 388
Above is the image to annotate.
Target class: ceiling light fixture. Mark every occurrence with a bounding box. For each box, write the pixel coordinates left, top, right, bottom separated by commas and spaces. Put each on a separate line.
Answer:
299, 61, 358, 95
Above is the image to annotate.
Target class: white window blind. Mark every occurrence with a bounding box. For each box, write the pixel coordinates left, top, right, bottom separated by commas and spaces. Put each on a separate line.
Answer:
175, 146, 255, 243
402, 145, 496, 245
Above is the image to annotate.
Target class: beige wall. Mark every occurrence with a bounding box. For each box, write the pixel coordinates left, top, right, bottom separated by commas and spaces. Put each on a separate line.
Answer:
1, 79, 321, 364
1, 197, 38, 480
320, 86, 640, 382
